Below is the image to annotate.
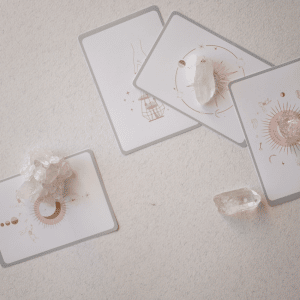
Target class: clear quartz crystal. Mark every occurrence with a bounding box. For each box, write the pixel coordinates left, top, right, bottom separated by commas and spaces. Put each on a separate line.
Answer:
16, 148, 75, 205
193, 57, 216, 105
213, 188, 261, 216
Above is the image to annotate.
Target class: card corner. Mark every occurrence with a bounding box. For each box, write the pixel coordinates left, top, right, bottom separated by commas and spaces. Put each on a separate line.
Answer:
237, 140, 247, 148
78, 33, 87, 45
111, 220, 119, 232
266, 198, 277, 207
147, 5, 160, 13
168, 11, 182, 22
83, 149, 95, 157
0, 253, 9, 268
228, 78, 241, 91
132, 77, 140, 89
120, 147, 131, 156
170, 11, 181, 17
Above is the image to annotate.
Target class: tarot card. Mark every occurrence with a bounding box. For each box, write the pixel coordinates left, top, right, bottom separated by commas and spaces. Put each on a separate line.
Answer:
79, 7, 199, 155
134, 11, 273, 146
0, 150, 118, 267
230, 58, 300, 206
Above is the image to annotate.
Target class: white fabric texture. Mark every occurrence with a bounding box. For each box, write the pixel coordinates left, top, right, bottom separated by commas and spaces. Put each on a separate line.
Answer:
0, 1, 300, 299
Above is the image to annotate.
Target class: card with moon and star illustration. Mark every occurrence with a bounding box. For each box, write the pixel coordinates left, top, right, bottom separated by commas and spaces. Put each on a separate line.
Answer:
229, 58, 300, 206
133, 11, 274, 147
79, 7, 200, 155
0, 150, 118, 267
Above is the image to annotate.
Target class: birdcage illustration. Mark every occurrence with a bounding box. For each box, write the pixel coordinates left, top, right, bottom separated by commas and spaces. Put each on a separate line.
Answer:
138, 92, 165, 122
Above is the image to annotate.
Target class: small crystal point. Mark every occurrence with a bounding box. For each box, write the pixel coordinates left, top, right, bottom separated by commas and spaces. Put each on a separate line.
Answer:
193, 57, 216, 105
213, 188, 261, 216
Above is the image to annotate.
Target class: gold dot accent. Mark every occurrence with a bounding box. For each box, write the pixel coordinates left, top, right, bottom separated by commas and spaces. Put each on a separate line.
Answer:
11, 217, 18, 225
178, 60, 186, 68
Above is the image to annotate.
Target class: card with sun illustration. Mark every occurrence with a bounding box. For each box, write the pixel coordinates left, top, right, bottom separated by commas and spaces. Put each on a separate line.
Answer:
79, 7, 200, 155
229, 58, 300, 206
0, 150, 118, 267
133, 12, 273, 146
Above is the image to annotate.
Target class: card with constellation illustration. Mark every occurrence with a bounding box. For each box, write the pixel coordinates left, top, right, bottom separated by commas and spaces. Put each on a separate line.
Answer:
133, 11, 273, 147
229, 58, 300, 206
79, 7, 200, 155
0, 150, 118, 267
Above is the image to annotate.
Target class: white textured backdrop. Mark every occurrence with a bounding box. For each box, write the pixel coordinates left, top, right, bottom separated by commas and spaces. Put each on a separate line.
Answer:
0, 1, 300, 299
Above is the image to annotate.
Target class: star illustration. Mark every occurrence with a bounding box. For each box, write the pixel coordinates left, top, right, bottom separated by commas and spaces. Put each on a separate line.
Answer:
127, 91, 130, 95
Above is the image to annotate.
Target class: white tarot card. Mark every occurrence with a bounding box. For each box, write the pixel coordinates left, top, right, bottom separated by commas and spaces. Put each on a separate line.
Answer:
79, 7, 199, 155
134, 11, 273, 146
0, 150, 118, 267
230, 58, 300, 206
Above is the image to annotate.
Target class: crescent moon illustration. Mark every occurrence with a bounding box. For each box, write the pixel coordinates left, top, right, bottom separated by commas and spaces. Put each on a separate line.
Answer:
34, 198, 66, 225
44, 202, 62, 220
269, 154, 276, 163
215, 109, 220, 118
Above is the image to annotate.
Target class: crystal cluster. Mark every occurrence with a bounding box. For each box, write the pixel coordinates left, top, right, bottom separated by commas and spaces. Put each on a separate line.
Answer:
16, 149, 75, 205
277, 111, 300, 143
193, 57, 216, 105
213, 188, 261, 216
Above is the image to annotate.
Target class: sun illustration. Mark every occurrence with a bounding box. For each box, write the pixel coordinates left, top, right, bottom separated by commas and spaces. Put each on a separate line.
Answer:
33, 196, 66, 226
263, 101, 300, 154
210, 61, 238, 107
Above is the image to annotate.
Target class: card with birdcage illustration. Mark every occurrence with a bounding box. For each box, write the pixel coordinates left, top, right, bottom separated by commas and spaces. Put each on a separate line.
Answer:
229, 58, 300, 206
0, 150, 118, 267
133, 11, 274, 147
79, 6, 200, 155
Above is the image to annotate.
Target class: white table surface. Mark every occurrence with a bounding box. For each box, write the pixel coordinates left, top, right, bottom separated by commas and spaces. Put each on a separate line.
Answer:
0, 1, 300, 299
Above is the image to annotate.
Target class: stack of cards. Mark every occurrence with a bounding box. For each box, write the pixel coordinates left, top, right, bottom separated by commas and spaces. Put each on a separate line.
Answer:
79, 6, 273, 150
80, 6, 300, 206
133, 11, 273, 146
1, 5, 299, 267
79, 7, 200, 155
